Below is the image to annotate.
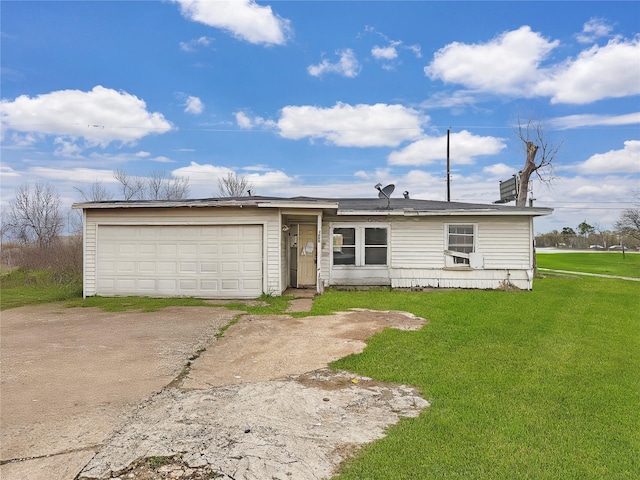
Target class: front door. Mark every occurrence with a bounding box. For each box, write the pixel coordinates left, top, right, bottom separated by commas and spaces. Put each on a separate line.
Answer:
297, 224, 317, 287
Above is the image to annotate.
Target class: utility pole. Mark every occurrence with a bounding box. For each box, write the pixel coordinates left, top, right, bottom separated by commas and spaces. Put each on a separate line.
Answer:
446, 129, 451, 202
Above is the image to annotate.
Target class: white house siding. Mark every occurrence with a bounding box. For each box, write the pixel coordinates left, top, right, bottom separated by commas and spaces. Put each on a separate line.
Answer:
322, 215, 535, 290
83, 221, 97, 296
390, 217, 445, 269
319, 223, 331, 287
389, 215, 534, 290
83, 207, 282, 298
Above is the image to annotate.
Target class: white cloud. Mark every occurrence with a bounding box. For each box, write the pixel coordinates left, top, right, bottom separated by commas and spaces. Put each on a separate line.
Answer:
173, 0, 291, 46
576, 18, 613, 44
483, 163, 516, 178
234, 111, 276, 129
549, 112, 640, 130
365, 26, 422, 64
184, 96, 204, 115
388, 130, 506, 166
534, 37, 640, 104
307, 49, 361, 78
420, 90, 480, 109
424, 26, 640, 105
53, 137, 82, 157
277, 102, 426, 147
171, 161, 295, 196
371, 45, 398, 60
28, 166, 116, 183
179, 36, 213, 52
0, 86, 173, 147
0, 165, 20, 179
424, 26, 559, 96
235, 111, 253, 129
576, 140, 640, 174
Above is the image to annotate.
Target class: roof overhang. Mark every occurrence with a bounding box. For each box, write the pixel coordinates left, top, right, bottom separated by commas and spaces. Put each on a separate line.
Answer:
337, 208, 554, 217
72, 199, 339, 210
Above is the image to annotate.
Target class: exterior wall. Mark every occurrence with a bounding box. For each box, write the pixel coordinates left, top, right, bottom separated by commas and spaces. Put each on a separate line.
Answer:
322, 214, 535, 290
83, 206, 282, 297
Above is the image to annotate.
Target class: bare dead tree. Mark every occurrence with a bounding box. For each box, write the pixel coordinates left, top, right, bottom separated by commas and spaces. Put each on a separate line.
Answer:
514, 117, 562, 207
74, 180, 114, 202
218, 171, 253, 197
615, 192, 640, 241
113, 170, 190, 200
162, 175, 190, 200
148, 170, 191, 200
5, 183, 64, 248
113, 169, 146, 200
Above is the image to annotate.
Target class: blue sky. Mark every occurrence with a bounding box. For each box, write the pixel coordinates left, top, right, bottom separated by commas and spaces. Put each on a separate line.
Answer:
1, 0, 639, 234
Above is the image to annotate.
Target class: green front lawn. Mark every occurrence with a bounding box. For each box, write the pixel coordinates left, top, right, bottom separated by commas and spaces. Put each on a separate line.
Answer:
3, 258, 638, 478
309, 277, 640, 479
537, 252, 640, 278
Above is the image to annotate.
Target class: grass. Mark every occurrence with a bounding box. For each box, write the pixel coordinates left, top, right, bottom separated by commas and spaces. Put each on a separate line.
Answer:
309, 277, 640, 479
0, 268, 83, 310
2, 255, 638, 478
537, 252, 640, 278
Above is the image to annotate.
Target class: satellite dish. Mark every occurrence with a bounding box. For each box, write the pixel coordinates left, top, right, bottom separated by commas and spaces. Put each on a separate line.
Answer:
377, 184, 395, 199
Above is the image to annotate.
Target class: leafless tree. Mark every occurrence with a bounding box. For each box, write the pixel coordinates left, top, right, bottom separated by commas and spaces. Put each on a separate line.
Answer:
514, 117, 562, 207
218, 171, 253, 197
113, 169, 146, 200
148, 170, 190, 200
113, 169, 190, 200
74, 180, 114, 202
5, 183, 64, 248
161, 175, 190, 200
615, 192, 640, 241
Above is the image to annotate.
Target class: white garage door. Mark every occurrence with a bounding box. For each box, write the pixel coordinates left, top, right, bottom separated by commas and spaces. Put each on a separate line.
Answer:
96, 225, 263, 298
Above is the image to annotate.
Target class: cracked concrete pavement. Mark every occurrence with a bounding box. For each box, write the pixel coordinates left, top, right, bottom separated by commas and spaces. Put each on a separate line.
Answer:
1, 296, 428, 480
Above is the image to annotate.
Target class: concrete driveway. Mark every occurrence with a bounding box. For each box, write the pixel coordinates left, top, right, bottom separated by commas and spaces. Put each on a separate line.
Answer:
1, 301, 427, 480
1, 304, 239, 480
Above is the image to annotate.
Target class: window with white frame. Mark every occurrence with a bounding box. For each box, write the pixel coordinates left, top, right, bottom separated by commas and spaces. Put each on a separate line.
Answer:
447, 224, 475, 265
332, 226, 388, 266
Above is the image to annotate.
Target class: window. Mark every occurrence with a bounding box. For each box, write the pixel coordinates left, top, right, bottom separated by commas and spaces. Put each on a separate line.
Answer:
332, 226, 388, 266
333, 228, 356, 265
447, 224, 474, 265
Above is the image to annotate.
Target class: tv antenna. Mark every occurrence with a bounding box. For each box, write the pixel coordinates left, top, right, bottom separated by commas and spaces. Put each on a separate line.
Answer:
375, 183, 395, 208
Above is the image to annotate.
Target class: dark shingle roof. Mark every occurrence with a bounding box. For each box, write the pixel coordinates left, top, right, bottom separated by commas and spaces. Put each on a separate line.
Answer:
73, 195, 552, 216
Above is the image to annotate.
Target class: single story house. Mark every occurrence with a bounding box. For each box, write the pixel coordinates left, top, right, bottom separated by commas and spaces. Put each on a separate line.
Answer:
73, 196, 553, 298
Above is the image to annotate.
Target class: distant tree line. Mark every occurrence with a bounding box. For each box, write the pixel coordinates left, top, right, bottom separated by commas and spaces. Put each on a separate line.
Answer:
535, 206, 640, 250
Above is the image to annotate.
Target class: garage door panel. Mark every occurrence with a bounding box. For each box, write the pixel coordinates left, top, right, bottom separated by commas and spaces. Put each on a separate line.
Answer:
119, 244, 135, 255
139, 244, 156, 255
243, 261, 262, 272
221, 244, 239, 255
179, 279, 198, 290
159, 244, 177, 256
97, 225, 262, 298
201, 244, 219, 255
117, 261, 135, 273
243, 243, 261, 254
138, 262, 156, 273
201, 263, 218, 273
221, 261, 239, 272
138, 279, 156, 290
116, 279, 136, 290
179, 262, 197, 273
201, 279, 219, 290
220, 279, 240, 291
